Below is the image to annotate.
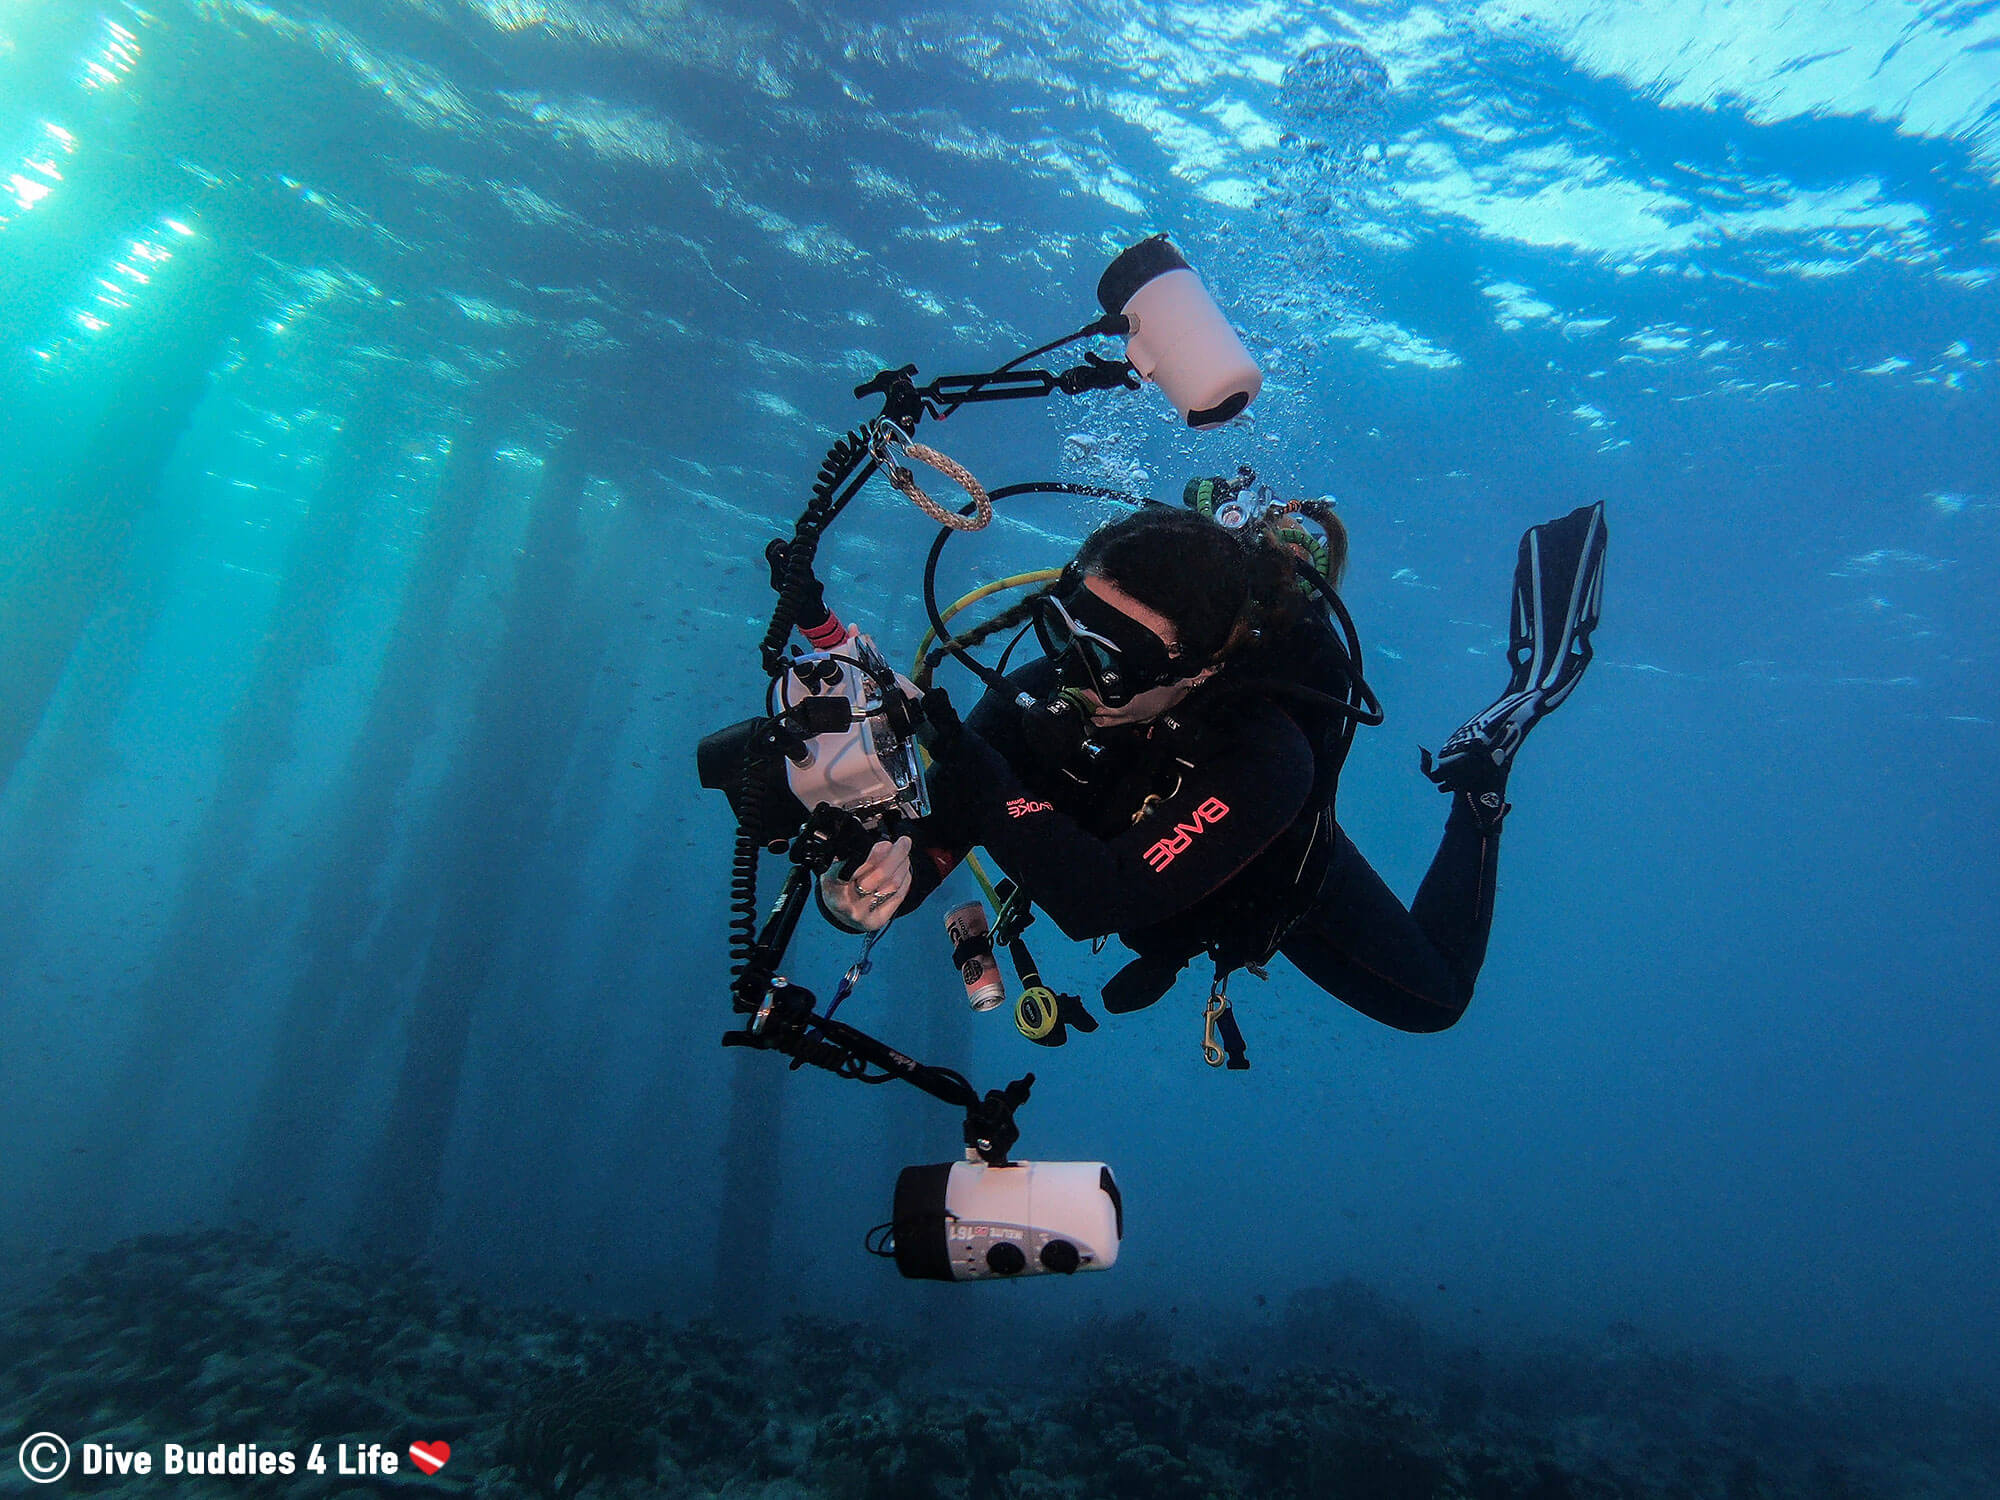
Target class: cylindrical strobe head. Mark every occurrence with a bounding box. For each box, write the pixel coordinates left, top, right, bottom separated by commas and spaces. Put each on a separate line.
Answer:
1098, 234, 1262, 428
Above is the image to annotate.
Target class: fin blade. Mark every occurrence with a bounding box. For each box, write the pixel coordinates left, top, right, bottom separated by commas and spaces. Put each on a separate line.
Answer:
1513, 501, 1606, 697
1428, 503, 1606, 789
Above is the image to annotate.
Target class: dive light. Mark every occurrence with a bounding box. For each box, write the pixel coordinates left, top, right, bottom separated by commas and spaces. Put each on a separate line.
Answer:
890, 1158, 1123, 1281
1098, 234, 1262, 428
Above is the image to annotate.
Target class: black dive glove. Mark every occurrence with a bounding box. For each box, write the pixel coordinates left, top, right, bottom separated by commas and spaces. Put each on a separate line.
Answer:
914, 685, 1004, 848
1015, 986, 1100, 1048
918, 685, 965, 756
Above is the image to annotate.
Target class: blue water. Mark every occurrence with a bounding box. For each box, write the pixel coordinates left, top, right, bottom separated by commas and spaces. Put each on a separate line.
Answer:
1, 0, 1996, 1413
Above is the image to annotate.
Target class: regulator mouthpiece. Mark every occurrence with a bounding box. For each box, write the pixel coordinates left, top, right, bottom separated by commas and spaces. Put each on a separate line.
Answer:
1097, 234, 1262, 428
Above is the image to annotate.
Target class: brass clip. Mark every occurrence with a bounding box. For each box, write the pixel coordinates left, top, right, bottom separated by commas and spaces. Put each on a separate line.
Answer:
1201, 977, 1232, 1068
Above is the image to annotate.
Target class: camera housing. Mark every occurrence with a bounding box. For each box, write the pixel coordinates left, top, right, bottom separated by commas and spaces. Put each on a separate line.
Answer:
697, 634, 928, 846
781, 637, 927, 822
891, 1159, 1123, 1281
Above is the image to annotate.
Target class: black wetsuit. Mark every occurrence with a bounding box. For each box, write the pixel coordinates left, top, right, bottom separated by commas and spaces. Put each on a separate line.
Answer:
908, 637, 1504, 1034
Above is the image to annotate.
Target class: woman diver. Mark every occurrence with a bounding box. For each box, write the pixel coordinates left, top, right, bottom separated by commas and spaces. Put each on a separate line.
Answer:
818, 494, 1606, 1037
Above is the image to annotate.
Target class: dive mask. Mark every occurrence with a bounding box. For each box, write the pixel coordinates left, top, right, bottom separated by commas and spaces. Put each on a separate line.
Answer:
1031, 582, 1186, 707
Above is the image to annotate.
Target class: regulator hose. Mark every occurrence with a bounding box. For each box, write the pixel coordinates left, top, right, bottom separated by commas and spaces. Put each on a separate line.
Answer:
1286, 552, 1384, 781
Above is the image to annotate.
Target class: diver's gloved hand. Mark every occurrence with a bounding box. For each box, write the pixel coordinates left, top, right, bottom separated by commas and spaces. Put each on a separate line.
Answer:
1015, 988, 1099, 1047
912, 692, 1013, 846
819, 834, 913, 932
918, 685, 964, 756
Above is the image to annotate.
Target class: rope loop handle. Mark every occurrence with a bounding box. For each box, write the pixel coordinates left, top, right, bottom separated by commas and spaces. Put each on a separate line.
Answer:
869, 421, 992, 531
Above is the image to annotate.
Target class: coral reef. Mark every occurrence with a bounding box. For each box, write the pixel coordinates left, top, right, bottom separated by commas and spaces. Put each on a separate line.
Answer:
0, 1229, 1994, 1498
501, 1366, 654, 1499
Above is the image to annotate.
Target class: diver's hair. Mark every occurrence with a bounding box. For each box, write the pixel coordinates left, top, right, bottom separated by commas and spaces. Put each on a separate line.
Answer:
916, 591, 1046, 689
1291, 505, 1349, 588
1072, 507, 1249, 664
1073, 504, 1348, 665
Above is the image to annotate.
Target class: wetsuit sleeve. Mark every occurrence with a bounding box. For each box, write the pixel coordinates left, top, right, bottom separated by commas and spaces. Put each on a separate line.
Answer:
924, 707, 1315, 940
894, 820, 965, 917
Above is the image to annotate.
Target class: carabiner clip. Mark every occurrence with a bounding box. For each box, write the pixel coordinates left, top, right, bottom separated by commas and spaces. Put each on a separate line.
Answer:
825, 927, 884, 1021
868, 417, 915, 480
1202, 984, 1231, 1068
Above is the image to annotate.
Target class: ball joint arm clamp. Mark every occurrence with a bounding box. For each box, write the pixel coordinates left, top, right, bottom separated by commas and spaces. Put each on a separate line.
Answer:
751, 669, 921, 770
726, 979, 1036, 1166
962, 1074, 1034, 1164
791, 801, 885, 877
852, 336, 1137, 429
750, 697, 852, 767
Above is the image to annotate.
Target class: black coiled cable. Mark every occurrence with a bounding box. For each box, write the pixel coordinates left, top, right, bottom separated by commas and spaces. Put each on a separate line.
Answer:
758, 429, 875, 677
732, 427, 878, 1009
727, 760, 772, 1012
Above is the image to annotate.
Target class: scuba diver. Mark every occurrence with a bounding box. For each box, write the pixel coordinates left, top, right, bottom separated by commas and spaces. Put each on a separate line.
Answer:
817, 493, 1607, 1038
695, 236, 1606, 1278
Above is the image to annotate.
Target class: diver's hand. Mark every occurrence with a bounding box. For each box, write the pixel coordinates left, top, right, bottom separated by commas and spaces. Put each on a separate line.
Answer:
820, 835, 913, 932
918, 685, 963, 755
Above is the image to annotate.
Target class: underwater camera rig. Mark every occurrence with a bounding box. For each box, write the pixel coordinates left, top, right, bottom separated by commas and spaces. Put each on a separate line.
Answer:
695, 236, 1359, 1280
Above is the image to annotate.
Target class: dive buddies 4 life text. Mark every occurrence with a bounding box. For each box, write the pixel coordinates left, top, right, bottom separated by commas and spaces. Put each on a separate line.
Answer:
16, 1433, 451, 1484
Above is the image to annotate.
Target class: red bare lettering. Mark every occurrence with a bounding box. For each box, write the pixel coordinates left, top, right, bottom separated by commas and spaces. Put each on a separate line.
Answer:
1142, 797, 1230, 871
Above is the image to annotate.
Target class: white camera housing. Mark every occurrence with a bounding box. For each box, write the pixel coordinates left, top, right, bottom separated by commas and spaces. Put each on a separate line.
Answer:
783, 639, 927, 820
892, 1159, 1123, 1281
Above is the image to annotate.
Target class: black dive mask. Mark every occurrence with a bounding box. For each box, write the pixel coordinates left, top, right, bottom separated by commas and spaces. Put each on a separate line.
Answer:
1031, 581, 1187, 707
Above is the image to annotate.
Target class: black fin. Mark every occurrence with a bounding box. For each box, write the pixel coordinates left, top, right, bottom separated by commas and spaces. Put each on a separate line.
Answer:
1102, 952, 1185, 1014
1426, 503, 1606, 791
1510, 501, 1606, 705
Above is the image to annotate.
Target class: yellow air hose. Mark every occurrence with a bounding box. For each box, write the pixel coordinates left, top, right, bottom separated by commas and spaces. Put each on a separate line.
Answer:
910, 568, 1063, 672
910, 569, 1064, 965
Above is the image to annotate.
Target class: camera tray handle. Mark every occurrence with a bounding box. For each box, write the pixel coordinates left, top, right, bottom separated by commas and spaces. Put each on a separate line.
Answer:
727, 979, 1034, 1166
